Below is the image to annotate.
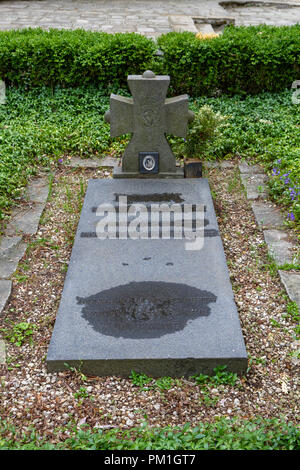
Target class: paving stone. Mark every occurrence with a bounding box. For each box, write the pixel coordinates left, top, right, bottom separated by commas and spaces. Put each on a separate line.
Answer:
0, 235, 23, 256
220, 161, 235, 169
67, 157, 102, 168
25, 177, 49, 204
263, 230, 297, 266
278, 271, 300, 310
196, 23, 215, 34
0, 279, 12, 313
240, 173, 268, 200
0, 236, 27, 278
5, 203, 46, 236
203, 161, 235, 169
0, 337, 5, 365
251, 201, 285, 229
239, 161, 265, 175
98, 156, 120, 168
170, 15, 198, 32
0, 0, 299, 33
203, 161, 219, 169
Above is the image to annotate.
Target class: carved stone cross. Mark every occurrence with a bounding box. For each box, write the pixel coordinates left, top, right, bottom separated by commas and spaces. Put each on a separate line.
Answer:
104, 70, 194, 178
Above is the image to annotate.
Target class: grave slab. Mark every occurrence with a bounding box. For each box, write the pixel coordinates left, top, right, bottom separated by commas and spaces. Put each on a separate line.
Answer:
196, 23, 215, 34
169, 16, 199, 33
47, 178, 247, 377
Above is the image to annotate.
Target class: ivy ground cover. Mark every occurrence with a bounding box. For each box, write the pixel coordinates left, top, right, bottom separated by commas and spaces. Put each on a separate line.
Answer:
0, 86, 299, 228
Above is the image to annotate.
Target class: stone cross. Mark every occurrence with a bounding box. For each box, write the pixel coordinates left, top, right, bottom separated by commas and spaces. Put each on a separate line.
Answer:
104, 70, 194, 178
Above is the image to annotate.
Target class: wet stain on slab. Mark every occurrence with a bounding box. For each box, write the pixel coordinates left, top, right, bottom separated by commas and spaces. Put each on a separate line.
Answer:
77, 281, 217, 339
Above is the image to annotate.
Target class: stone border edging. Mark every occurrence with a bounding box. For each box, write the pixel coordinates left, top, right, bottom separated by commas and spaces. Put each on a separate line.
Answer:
0, 176, 50, 363
237, 160, 300, 311
0, 158, 118, 362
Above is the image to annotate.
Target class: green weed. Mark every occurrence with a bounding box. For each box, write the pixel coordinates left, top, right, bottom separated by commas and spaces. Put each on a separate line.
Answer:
1, 322, 36, 347
191, 365, 238, 387
74, 387, 90, 402
129, 371, 180, 391
63, 362, 87, 383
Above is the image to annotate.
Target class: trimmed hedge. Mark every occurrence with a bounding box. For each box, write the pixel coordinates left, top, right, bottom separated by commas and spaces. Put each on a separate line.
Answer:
0, 25, 300, 95
0, 28, 156, 88
157, 25, 300, 95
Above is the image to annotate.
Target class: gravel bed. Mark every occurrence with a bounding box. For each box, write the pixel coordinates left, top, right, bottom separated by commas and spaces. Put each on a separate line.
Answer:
0, 162, 299, 443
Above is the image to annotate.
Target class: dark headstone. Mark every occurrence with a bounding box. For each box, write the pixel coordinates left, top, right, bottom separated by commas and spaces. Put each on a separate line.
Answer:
104, 71, 194, 178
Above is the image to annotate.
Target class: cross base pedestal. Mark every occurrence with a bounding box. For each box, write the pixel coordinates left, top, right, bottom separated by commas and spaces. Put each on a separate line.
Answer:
113, 167, 184, 179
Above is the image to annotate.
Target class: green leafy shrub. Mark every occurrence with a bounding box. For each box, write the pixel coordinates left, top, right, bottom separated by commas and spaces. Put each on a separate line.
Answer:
184, 105, 226, 158
157, 25, 300, 96
188, 89, 299, 227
